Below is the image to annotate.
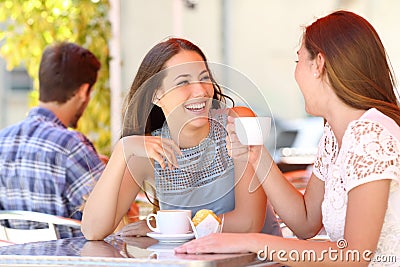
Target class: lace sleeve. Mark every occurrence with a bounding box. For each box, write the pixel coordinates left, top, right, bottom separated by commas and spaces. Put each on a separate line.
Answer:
344, 120, 400, 191
313, 123, 338, 182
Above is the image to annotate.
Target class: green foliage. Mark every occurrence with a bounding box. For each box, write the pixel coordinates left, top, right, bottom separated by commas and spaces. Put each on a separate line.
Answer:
0, 0, 111, 155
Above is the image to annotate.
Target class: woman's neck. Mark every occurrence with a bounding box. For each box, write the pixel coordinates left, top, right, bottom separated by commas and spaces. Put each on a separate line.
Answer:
325, 105, 366, 148
169, 122, 210, 149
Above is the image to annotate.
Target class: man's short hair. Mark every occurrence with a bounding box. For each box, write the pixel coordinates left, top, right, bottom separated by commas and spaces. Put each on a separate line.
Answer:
38, 42, 101, 103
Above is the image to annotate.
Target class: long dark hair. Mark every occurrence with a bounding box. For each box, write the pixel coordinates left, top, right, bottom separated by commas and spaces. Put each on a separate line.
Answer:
304, 10, 400, 126
121, 38, 233, 137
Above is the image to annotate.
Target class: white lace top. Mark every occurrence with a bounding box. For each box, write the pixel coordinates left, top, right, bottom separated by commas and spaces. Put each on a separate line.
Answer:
313, 108, 400, 266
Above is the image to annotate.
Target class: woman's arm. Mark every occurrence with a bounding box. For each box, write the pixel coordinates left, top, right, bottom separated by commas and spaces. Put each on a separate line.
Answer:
343, 179, 390, 259
177, 233, 366, 266
81, 140, 142, 240
226, 115, 324, 238
222, 159, 267, 233
255, 151, 324, 238
82, 135, 181, 240
221, 107, 267, 233
177, 179, 390, 267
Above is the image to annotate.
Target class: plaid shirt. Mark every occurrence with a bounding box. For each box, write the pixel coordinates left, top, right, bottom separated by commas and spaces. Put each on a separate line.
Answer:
0, 107, 105, 238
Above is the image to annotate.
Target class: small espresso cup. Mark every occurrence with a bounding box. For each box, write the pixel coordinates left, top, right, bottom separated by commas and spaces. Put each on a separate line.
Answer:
146, 209, 192, 234
234, 117, 271, 145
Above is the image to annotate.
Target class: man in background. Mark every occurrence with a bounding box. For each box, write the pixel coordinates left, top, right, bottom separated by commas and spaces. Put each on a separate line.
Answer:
0, 42, 106, 238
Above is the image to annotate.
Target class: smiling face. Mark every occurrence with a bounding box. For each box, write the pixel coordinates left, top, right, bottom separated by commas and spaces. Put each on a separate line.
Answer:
154, 50, 214, 133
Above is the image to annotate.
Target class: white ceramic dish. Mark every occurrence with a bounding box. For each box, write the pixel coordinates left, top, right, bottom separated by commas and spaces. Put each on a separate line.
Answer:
146, 232, 195, 243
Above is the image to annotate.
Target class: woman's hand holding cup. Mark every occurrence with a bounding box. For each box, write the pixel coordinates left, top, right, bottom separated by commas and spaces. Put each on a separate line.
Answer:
226, 116, 269, 163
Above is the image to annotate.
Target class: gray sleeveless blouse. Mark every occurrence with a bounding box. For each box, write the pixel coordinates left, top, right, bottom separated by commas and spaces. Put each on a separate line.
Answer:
151, 109, 235, 216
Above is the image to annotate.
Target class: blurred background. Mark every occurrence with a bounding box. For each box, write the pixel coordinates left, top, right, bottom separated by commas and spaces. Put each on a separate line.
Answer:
1, 0, 399, 164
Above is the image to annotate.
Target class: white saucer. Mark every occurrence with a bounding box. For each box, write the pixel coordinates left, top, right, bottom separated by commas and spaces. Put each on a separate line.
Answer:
146, 232, 195, 243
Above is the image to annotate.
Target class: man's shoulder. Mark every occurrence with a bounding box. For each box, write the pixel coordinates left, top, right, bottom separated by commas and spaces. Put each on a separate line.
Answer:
0, 118, 91, 151
48, 128, 96, 153
0, 120, 25, 137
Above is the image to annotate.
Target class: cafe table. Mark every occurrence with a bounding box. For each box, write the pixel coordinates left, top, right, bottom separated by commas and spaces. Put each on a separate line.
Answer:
0, 234, 284, 267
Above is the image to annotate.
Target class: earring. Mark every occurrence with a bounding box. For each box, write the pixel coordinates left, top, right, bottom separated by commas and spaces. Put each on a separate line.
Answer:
313, 73, 317, 77
152, 96, 161, 105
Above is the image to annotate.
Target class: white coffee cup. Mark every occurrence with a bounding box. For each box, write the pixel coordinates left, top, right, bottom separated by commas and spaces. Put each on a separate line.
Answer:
234, 117, 271, 145
146, 209, 192, 234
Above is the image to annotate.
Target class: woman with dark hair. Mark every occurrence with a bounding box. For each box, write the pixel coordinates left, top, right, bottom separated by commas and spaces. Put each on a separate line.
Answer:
176, 11, 400, 266
82, 38, 281, 240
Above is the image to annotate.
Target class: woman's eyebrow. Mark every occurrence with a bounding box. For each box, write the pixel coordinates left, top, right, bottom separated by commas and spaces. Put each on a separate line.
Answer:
174, 74, 191, 81
199, 69, 208, 76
